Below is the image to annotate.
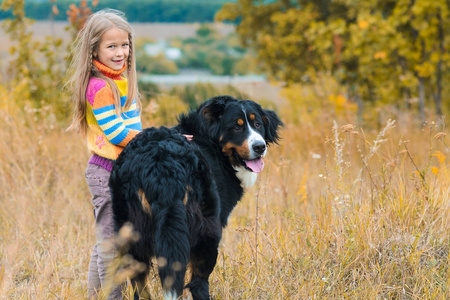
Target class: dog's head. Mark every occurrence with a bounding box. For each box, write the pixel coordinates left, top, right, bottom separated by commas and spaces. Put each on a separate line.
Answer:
198, 95, 283, 173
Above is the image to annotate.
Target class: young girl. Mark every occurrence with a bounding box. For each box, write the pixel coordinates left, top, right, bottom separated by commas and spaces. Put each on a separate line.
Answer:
66, 9, 141, 299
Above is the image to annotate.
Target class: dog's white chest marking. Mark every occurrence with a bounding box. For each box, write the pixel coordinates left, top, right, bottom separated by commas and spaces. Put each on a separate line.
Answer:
234, 165, 258, 188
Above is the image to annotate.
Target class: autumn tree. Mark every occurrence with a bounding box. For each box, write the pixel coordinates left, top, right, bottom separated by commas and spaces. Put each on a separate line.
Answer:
0, 0, 99, 122
63, 0, 98, 67
1, 0, 64, 111
216, 0, 450, 118
387, 0, 450, 117
66, 0, 98, 32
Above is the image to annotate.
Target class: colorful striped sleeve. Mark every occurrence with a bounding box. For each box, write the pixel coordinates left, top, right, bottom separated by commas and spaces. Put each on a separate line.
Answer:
87, 79, 141, 147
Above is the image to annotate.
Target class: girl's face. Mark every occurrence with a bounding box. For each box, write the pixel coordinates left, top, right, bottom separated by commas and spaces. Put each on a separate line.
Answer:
95, 27, 129, 71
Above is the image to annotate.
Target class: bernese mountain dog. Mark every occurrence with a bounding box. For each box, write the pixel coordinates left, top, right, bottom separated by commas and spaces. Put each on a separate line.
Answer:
109, 95, 283, 299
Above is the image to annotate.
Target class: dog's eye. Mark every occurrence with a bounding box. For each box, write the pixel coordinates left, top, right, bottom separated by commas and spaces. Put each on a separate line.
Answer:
233, 125, 243, 132
255, 122, 261, 128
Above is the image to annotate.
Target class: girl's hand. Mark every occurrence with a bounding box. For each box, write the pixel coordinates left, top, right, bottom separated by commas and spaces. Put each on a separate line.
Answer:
183, 134, 193, 141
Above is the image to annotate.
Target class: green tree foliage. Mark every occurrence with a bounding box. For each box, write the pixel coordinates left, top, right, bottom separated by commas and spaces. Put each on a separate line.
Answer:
175, 24, 258, 75
134, 38, 179, 75
137, 53, 179, 75
1, 0, 65, 116
0, 0, 229, 23
216, 0, 450, 118
135, 25, 258, 76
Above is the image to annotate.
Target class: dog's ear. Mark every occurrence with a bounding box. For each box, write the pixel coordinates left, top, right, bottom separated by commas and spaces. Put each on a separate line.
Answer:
199, 95, 237, 124
262, 109, 283, 144
200, 101, 225, 124
198, 95, 239, 138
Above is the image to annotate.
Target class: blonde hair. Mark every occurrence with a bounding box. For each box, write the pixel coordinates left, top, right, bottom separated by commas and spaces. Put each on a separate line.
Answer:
66, 9, 140, 135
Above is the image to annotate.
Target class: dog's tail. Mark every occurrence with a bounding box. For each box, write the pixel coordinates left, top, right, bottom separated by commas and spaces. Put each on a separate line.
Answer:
141, 153, 191, 299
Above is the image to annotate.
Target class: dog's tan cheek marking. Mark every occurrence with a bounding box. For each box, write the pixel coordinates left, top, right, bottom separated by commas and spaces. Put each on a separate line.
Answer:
234, 142, 250, 159
139, 189, 152, 216
222, 142, 234, 157
223, 141, 250, 160
222, 142, 238, 165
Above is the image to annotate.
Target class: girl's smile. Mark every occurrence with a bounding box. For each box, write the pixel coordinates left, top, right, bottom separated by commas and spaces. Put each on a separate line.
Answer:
95, 27, 129, 71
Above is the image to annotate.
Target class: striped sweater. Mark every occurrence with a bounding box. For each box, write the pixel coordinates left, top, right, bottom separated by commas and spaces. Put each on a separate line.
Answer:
86, 60, 142, 171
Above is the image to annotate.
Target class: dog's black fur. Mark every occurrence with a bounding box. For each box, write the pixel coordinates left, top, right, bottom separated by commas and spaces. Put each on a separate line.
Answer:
109, 95, 283, 299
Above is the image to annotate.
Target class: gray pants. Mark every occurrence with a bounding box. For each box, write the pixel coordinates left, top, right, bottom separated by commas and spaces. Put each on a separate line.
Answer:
85, 163, 122, 299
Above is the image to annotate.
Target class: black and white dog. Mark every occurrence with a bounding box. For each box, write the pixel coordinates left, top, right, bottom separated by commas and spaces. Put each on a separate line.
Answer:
110, 95, 283, 299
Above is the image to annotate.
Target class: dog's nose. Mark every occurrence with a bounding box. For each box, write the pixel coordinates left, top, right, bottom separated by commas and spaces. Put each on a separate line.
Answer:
252, 141, 266, 154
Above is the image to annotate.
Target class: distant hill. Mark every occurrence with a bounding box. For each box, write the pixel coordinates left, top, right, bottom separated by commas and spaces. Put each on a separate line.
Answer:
1, 0, 236, 23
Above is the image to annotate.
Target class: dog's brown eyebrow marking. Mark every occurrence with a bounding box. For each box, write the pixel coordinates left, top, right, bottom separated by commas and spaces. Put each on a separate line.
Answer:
249, 113, 256, 120
237, 119, 244, 126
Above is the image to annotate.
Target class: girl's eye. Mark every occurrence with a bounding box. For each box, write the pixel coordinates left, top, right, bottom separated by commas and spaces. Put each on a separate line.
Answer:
123, 43, 129, 47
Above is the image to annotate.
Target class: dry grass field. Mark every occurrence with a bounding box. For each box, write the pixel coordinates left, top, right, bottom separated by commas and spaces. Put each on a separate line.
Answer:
1, 82, 450, 299
0, 19, 450, 300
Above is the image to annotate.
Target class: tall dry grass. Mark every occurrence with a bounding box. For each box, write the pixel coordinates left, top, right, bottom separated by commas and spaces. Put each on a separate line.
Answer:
1, 95, 450, 299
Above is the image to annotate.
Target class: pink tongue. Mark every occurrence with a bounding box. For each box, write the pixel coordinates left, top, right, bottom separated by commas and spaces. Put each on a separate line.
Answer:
245, 158, 264, 173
